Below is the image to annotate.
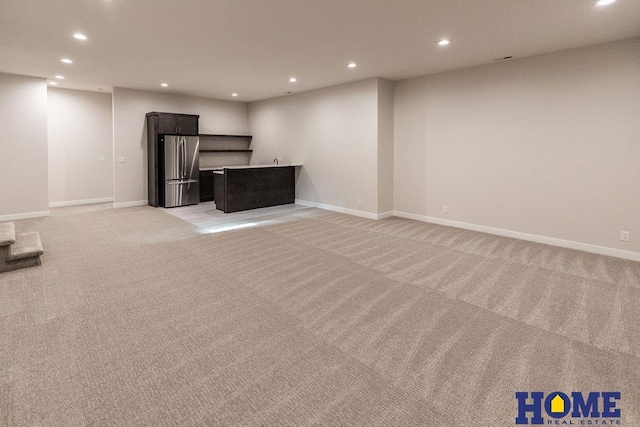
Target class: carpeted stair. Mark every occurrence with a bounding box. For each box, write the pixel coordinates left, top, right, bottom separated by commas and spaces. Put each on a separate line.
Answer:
0, 221, 44, 273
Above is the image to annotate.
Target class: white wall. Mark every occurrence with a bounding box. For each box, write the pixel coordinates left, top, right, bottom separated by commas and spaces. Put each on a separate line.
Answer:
0, 73, 49, 220
112, 88, 249, 206
394, 38, 640, 256
48, 88, 113, 206
249, 78, 385, 217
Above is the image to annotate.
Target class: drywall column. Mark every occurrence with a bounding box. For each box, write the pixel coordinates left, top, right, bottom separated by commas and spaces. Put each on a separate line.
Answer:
0, 73, 49, 220
377, 78, 394, 216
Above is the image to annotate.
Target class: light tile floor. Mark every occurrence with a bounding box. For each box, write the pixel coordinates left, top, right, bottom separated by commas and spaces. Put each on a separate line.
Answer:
161, 202, 313, 233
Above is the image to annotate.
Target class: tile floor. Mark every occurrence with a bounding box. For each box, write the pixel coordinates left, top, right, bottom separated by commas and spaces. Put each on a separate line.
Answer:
161, 202, 313, 233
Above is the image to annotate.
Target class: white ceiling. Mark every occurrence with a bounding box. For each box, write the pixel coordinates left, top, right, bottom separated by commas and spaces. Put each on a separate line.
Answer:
1, 0, 639, 102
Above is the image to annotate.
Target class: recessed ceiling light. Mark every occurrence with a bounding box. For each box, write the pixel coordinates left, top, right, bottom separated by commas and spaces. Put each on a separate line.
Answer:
437, 39, 451, 46
48, 81, 57, 85
61, 58, 73, 64
289, 77, 297, 83
73, 33, 88, 40
161, 83, 168, 87
347, 62, 357, 68
231, 93, 238, 97
55, 75, 65, 79
595, 0, 615, 6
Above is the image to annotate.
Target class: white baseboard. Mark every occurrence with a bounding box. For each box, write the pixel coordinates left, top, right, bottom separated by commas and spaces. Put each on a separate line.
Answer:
49, 197, 114, 208
378, 211, 393, 220
295, 199, 392, 220
392, 211, 640, 262
0, 210, 50, 222
113, 200, 148, 208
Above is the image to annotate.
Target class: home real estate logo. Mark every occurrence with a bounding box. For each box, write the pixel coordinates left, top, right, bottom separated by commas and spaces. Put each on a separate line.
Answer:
515, 391, 621, 425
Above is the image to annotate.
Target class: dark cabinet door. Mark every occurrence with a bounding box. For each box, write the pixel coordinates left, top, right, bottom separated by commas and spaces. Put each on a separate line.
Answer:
176, 115, 199, 135
199, 171, 215, 202
213, 174, 225, 211
158, 114, 178, 134
157, 114, 199, 135
146, 115, 160, 207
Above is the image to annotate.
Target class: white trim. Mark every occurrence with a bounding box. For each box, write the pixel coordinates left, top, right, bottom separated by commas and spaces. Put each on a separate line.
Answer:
392, 211, 432, 223
392, 211, 640, 262
295, 199, 386, 220
0, 210, 50, 222
49, 197, 114, 208
113, 200, 148, 208
377, 211, 393, 220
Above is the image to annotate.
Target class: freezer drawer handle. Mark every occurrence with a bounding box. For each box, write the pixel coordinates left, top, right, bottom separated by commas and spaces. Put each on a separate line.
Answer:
167, 180, 198, 185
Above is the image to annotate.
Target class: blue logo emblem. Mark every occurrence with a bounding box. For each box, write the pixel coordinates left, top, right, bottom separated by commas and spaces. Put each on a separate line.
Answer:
515, 391, 621, 425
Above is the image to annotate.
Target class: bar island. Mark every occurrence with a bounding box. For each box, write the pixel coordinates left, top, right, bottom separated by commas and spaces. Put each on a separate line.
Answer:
199, 164, 301, 213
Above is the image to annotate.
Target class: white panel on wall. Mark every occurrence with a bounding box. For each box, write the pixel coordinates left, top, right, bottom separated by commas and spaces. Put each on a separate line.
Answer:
0, 73, 49, 219
48, 88, 114, 205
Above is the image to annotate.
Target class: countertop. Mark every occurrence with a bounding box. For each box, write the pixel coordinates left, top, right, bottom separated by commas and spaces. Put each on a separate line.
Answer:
200, 164, 302, 172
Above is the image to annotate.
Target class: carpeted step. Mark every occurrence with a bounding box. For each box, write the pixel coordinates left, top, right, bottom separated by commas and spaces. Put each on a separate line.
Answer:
8, 231, 44, 261
0, 222, 16, 246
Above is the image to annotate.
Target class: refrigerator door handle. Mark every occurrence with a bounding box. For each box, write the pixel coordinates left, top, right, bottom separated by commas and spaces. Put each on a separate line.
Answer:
176, 138, 183, 180
173, 137, 181, 181
177, 138, 181, 179
181, 137, 187, 179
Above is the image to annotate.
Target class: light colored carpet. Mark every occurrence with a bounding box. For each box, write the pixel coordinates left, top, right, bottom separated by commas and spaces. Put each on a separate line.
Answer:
1, 206, 639, 426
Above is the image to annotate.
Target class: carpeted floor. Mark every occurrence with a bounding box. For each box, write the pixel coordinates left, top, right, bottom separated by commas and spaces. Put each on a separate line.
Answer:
1, 205, 639, 426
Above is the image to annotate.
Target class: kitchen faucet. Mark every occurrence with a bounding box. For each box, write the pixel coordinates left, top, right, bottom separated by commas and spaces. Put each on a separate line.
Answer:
273, 158, 279, 165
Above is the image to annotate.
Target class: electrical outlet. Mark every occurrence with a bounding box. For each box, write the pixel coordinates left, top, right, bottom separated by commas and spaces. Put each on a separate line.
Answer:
443, 205, 448, 214
117, 157, 125, 163
621, 231, 630, 242
357, 199, 362, 207
100, 156, 105, 162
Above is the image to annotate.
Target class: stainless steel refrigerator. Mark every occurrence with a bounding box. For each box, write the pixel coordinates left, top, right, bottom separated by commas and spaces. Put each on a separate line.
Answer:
161, 135, 200, 207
